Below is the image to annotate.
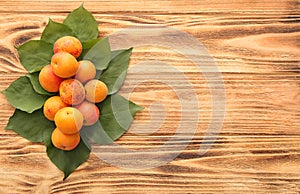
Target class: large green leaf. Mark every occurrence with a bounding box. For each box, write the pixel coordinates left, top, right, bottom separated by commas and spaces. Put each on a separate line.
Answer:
82, 37, 111, 70
2, 76, 48, 113
99, 48, 132, 94
78, 38, 101, 60
82, 38, 101, 50
26, 72, 55, 96
17, 40, 53, 73
41, 19, 74, 44
81, 122, 113, 145
97, 94, 143, 140
111, 49, 127, 60
63, 5, 98, 42
45, 137, 91, 180
77, 38, 101, 61
5, 109, 55, 143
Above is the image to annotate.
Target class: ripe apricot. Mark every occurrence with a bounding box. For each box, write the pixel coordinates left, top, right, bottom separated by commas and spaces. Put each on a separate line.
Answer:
75, 60, 96, 84
54, 107, 84, 134
51, 128, 80, 151
75, 101, 100, 126
39, 65, 64, 92
43, 96, 68, 121
51, 52, 79, 78
59, 79, 85, 105
84, 80, 108, 103
53, 36, 82, 58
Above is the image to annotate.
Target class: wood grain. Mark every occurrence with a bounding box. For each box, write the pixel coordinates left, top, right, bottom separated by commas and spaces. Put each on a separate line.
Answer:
0, 0, 299, 193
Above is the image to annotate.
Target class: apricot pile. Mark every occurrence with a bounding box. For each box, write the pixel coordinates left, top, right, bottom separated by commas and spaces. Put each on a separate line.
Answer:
39, 36, 108, 151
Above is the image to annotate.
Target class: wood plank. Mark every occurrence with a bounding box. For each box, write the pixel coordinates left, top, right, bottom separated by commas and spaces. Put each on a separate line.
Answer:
0, 1, 299, 193
0, 0, 299, 13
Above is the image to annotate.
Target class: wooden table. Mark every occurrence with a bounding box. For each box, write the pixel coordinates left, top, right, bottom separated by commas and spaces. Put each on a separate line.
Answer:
0, 0, 299, 193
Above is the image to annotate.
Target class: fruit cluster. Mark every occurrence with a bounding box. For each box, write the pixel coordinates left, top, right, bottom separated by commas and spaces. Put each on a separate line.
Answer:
39, 36, 108, 151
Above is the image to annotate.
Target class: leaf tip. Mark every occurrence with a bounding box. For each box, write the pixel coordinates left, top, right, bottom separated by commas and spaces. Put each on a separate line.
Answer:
63, 173, 70, 181
14, 44, 20, 50
1, 88, 8, 98
48, 18, 54, 24
137, 105, 145, 111
76, 3, 86, 11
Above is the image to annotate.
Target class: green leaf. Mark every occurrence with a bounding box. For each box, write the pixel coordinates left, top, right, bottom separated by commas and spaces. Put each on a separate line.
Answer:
81, 40, 120, 59
63, 5, 98, 42
17, 40, 53, 73
97, 94, 143, 140
81, 122, 113, 145
82, 38, 101, 50
5, 109, 55, 143
2, 76, 48, 113
41, 19, 74, 44
45, 138, 91, 180
111, 49, 127, 60
99, 48, 132, 94
82, 37, 111, 70
26, 72, 55, 96
77, 39, 101, 61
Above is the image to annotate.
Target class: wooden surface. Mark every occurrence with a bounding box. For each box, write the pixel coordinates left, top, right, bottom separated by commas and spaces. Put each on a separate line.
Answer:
0, 0, 300, 193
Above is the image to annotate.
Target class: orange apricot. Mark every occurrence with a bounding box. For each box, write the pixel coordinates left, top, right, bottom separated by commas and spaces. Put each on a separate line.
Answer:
51, 52, 79, 78
51, 128, 80, 151
53, 36, 82, 58
43, 96, 68, 121
84, 80, 108, 103
54, 107, 84, 134
39, 65, 64, 92
75, 60, 96, 84
59, 79, 85, 105
75, 101, 100, 126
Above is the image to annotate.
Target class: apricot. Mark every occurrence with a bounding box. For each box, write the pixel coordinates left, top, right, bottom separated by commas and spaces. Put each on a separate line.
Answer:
53, 36, 82, 58
51, 52, 79, 78
59, 79, 85, 105
75, 60, 96, 84
84, 80, 108, 103
39, 65, 64, 92
75, 101, 100, 126
51, 128, 80, 151
54, 107, 83, 134
43, 96, 68, 121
